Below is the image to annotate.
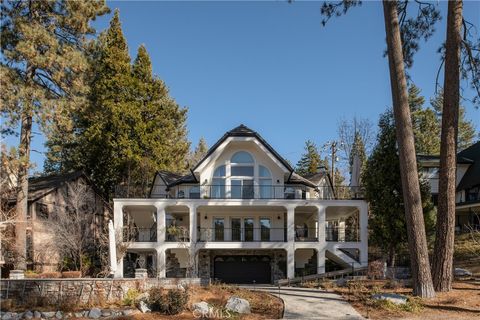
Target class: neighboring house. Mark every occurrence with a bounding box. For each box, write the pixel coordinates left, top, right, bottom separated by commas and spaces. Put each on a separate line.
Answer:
113, 125, 368, 283
2, 171, 111, 274
418, 141, 480, 232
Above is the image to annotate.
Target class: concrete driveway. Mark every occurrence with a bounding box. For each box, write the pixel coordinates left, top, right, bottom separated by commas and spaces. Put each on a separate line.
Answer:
248, 286, 365, 319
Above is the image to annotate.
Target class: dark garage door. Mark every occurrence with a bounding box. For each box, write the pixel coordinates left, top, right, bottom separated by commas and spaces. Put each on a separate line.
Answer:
214, 256, 271, 284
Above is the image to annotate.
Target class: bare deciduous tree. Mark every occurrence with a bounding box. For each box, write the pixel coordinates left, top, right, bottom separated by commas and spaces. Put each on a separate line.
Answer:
47, 179, 99, 276
337, 117, 374, 161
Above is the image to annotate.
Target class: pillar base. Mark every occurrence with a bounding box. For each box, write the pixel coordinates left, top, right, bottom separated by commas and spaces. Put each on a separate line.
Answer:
9, 270, 25, 279
134, 268, 148, 279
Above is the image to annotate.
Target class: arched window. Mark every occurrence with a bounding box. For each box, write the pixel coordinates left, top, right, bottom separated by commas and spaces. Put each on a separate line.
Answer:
189, 186, 200, 199
230, 151, 254, 199
212, 165, 226, 198
259, 165, 272, 198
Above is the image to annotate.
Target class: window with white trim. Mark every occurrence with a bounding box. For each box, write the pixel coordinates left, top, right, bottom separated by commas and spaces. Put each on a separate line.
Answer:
230, 151, 254, 199
212, 165, 226, 198
259, 165, 272, 198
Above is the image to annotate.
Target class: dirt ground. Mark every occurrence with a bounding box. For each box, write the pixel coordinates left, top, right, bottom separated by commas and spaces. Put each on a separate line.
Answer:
335, 280, 480, 320
105, 285, 283, 320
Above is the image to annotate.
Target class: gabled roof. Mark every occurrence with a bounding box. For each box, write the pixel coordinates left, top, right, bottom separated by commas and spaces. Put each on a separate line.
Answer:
8, 171, 108, 204
285, 172, 317, 188
156, 170, 198, 188
417, 154, 474, 165
192, 124, 294, 172
301, 172, 327, 185
457, 141, 480, 191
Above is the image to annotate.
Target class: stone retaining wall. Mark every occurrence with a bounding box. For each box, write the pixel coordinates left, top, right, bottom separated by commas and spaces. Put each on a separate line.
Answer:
0, 278, 203, 306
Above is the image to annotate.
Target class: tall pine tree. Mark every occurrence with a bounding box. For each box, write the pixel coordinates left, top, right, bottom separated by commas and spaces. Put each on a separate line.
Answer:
44, 10, 189, 198
188, 138, 208, 167
296, 140, 322, 176
0, 0, 108, 270
363, 110, 435, 267
431, 90, 477, 152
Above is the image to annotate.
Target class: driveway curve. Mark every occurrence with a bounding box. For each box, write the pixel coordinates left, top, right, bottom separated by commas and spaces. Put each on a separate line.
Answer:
249, 285, 364, 319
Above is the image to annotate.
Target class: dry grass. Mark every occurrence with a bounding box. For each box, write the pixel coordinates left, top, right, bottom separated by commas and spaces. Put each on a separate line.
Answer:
334, 280, 480, 320
188, 284, 283, 319
69, 284, 282, 320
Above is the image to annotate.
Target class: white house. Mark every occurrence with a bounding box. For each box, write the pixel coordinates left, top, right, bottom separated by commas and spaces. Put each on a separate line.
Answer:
418, 141, 480, 232
112, 125, 368, 283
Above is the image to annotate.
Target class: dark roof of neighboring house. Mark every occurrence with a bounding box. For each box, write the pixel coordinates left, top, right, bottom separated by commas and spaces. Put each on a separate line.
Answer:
301, 171, 327, 185
285, 172, 317, 188
8, 171, 109, 205
156, 170, 198, 188
417, 154, 474, 165
457, 141, 480, 191
192, 124, 294, 172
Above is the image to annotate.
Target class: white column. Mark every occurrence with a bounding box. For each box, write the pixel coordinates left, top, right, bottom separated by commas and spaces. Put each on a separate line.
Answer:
156, 204, 166, 243
113, 202, 124, 278
286, 206, 295, 243
115, 258, 123, 278
317, 249, 326, 274
338, 221, 346, 242
113, 201, 123, 234
287, 246, 295, 279
188, 204, 198, 277
189, 204, 197, 243
359, 203, 369, 266
317, 205, 326, 244
157, 248, 166, 278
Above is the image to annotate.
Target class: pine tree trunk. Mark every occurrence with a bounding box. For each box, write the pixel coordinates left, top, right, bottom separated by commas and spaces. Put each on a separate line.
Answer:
14, 105, 33, 270
382, 0, 435, 298
433, 0, 462, 292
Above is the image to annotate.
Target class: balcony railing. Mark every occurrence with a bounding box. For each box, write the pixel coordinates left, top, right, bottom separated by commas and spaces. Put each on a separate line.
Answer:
124, 226, 157, 242
295, 228, 318, 242
325, 226, 360, 242
165, 227, 190, 242
198, 228, 287, 242
122, 226, 361, 243
147, 184, 364, 200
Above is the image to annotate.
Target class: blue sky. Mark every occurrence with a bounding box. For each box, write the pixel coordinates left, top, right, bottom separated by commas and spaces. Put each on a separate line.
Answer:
4, 1, 480, 173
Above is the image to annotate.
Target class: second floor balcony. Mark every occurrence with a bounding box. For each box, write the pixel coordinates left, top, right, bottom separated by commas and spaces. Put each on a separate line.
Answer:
145, 184, 365, 200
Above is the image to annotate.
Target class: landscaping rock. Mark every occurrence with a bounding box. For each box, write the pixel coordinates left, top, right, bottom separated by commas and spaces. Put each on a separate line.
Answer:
32, 311, 41, 319
23, 311, 33, 320
74, 312, 83, 318
101, 311, 111, 317
225, 296, 251, 314
138, 301, 151, 314
55, 311, 62, 319
193, 302, 211, 315
335, 278, 347, 287
454, 268, 472, 277
87, 308, 101, 319
372, 293, 408, 305
177, 283, 185, 291
41, 312, 55, 319
135, 292, 149, 302
122, 310, 134, 316
2, 312, 14, 320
